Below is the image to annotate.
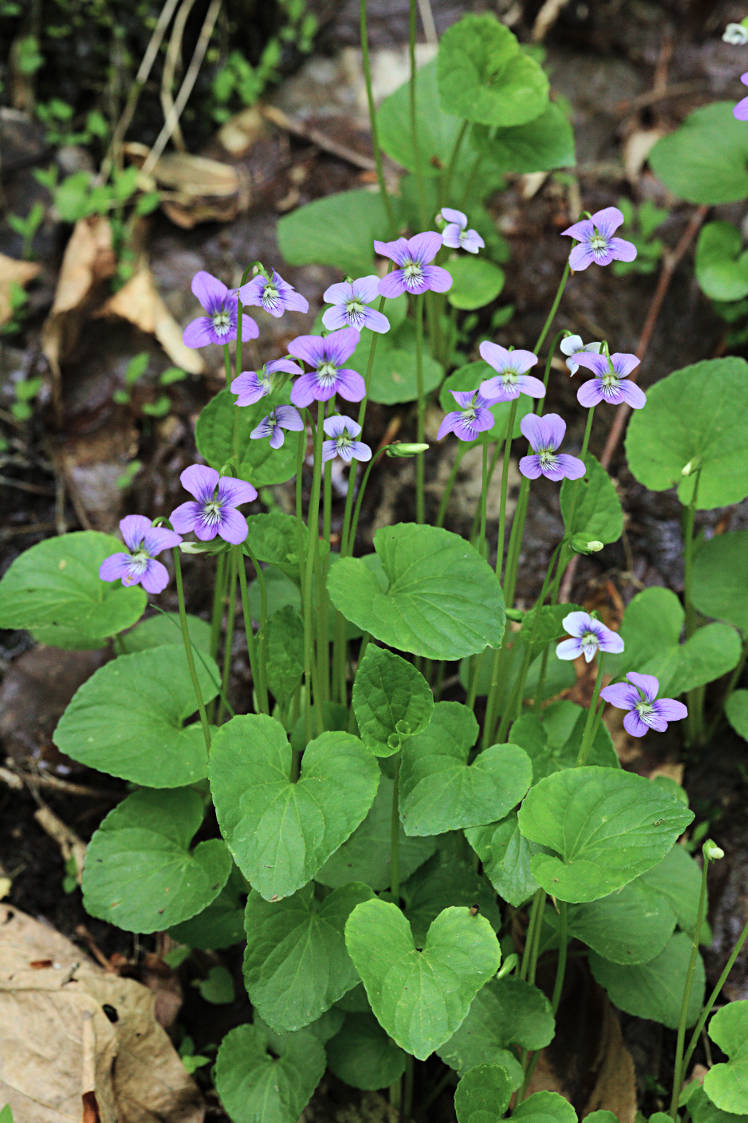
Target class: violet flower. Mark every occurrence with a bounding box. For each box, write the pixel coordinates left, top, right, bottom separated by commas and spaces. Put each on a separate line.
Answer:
479, 342, 545, 402
561, 207, 637, 271
238, 269, 309, 317
322, 276, 390, 333
182, 271, 258, 348
734, 72, 748, 120
574, 351, 646, 409
560, 334, 603, 376
170, 465, 257, 545
374, 233, 452, 298
322, 415, 372, 463
555, 611, 624, 663
250, 406, 304, 449
99, 515, 181, 595
600, 672, 688, 737
439, 208, 485, 254
437, 389, 496, 441
518, 413, 586, 482
231, 358, 303, 407
288, 328, 365, 407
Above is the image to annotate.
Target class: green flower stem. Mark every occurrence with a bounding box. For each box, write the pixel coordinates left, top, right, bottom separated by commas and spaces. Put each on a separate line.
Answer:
223, 342, 232, 388
360, 0, 396, 235
415, 298, 426, 523
217, 548, 238, 724
209, 552, 227, 660
683, 471, 703, 746
551, 901, 568, 1014
576, 655, 606, 765
459, 149, 483, 211
550, 405, 596, 603
706, 637, 748, 742
409, 0, 427, 228
682, 917, 748, 1078
319, 457, 333, 704
348, 446, 389, 554
391, 754, 402, 904
520, 889, 545, 982
534, 261, 570, 355
236, 544, 268, 714
436, 442, 469, 529
465, 649, 485, 712
173, 548, 211, 752
479, 440, 489, 557
303, 403, 326, 744
468, 440, 503, 543
670, 853, 710, 1119
296, 421, 305, 526
497, 400, 519, 580
442, 119, 469, 204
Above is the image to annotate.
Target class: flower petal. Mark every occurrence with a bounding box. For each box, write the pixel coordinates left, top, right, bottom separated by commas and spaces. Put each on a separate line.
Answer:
623, 710, 650, 737
590, 206, 625, 238
598, 630, 625, 654
374, 238, 409, 265
269, 427, 285, 449
288, 334, 326, 368
619, 380, 647, 409
421, 264, 453, 293
407, 231, 442, 265
183, 316, 216, 348
519, 413, 545, 450
142, 527, 182, 555
323, 415, 348, 438
557, 453, 586, 480
334, 368, 366, 402
625, 671, 660, 702
652, 698, 688, 723
577, 379, 604, 408
441, 224, 463, 249
600, 682, 640, 709
569, 243, 597, 271
99, 552, 134, 583
574, 352, 608, 377
609, 237, 637, 263
323, 327, 361, 366
120, 514, 153, 551
240, 314, 259, 340
322, 439, 338, 461
290, 373, 319, 407
519, 454, 542, 479
541, 413, 566, 449
181, 464, 220, 501
218, 476, 257, 508
352, 440, 372, 462
140, 559, 170, 595
556, 637, 583, 661
192, 271, 227, 311
267, 358, 304, 377
561, 218, 593, 241
218, 508, 248, 544
440, 207, 467, 227
362, 307, 391, 333
352, 275, 381, 303
276, 405, 304, 430
170, 500, 203, 534
562, 611, 593, 636
479, 341, 511, 372
611, 353, 640, 378
517, 374, 546, 399
321, 305, 349, 331
437, 412, 460, 441
378, 271, 407, 299
460, 229, 485, 253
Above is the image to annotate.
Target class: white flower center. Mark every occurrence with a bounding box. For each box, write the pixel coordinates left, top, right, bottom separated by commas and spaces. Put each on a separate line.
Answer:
539, 448, 558, 470
345, 299, 366, 326
589, 231, 609, 255
262, 284, 280, 312
502, 370, 519, 385
635, 699, 656, 725
580, 630, 599, 654
336, 433, 353, 451
317, 361, 338, 387
462, 407, 477, 424
129, 549, 150, 574
203, 499, 223, 525
212, 309, 231, 336
403, 260, 424, 289
601, 370, 621, 398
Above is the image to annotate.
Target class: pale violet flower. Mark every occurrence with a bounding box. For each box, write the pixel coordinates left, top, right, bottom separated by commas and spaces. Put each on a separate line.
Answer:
250, 406, 304, 449
238, 269, 309, 317
439, 208, 485, 254
600, 672, 688, 737
561, 207, 637, 271
322, 276, 390, 333
479, 342, 545, 402
322, 415, 372, 463
556, 611, 624, 663
560, 335, 603, 376
231, 358, 303, 406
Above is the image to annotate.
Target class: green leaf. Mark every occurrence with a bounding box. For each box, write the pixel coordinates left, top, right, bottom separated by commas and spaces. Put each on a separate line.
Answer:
439, 363, 533, 444
603, 586, 741, 696
639, 844, 705, 939
215, 1023, 325, 1123
726, 690, 748, 740
327, 524, 505, 660
54, 645, 219, 787
465, 813, 541, 907
326, 1012, 407, 1090
352, 644, 433, 756
399, 701, 532, 835
692, 530, 748, 636
168, 865, 247, 949
459, 640, 575, 703
512, 1092, 578, 1121
345, 900, 500, 1060
316, 777, 435, 891
454, 1064, 513, 1122
704, 1002, 748, 1114
197, 965, 235, 1004
82, 789, 231, 932
470, 102, 575, 174
447, 257, 505, 311
510, 699, 619, 782
437, 15, 548, 128
246, 511, 306, 580
560, 454, 622, 544
401, 837, 501, 945
209, 715, 380, 900
196, 388, 301, 487
695, 222, 748, 302
278, 188, 396, 276
518, 767, 694, 903
378, 59, 463, 178
562, 880, 677, 965
119, 611, 211, 654
649, 103, 748, 204
590, 932, 704, 1028
0, 531, 145, 648
438, 976, 553, 1081
689, 1085, 748, 1123
625, 357, 748, 509
242, 882, 373, 1031
264, 605, 304, 703
355, 320, 444, 405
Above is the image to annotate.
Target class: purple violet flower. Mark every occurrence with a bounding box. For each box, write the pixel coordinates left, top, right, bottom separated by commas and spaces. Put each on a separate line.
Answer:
250, 405, 304, 449
573, 351, 646, 409
374, 233, 453, 298
600, 672, 688, 738
439, 208, 485, 254
518, 413, 586, 482
560, 334, 603, 376
170, 465, 257, 545
437, 389, 496, 441
561, 207, 637, 271
288, 327, 365, 407
99, 515, 181, 595
183, 271, 258, 348
322, 415, 372, 463
238, 269, 309, 317
734, 72, 748, 120
322, 276, 390, 333
555, 611, 624, 663
479, 342, 545, 402
231, 358, 303, 406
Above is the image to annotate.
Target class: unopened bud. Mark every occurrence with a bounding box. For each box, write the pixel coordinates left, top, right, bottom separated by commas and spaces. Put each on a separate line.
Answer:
385, 442, 429, 458
497, 953, 518, 978
682, 458, 700, 477
724, 22, 748, 44
179, 539, 229, 555
703, 839, 725, 861
570, 534, 604, 554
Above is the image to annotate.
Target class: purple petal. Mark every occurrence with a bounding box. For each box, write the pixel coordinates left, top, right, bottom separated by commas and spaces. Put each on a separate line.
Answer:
569, 244, 597, 271
652, 698, 688, 723
276, 405, 304, 430
170, 500, 203, 534
323, 327, 361, 366
611, 353, 640, 378
557, 454, 586, 480
374, 238, 409, 265
181, 464, 220, 502
562, 613, 593, 636
623, 710, 650, 737
288, 334, 326, 368
734, 96, 748, 121
437, 412, 460, 441
120, 514, 153, 551
194, 519, 219, 541
561, 218, 594, 241
335, 368, 366, 402
378, 271, 408, 299
619, 381, 647, 410
625, 671, 660, 703
322, 439, 338, 462
324, 414, 358, 438
540, 413, 566, 449
541, 460, 567, 483
440, 208, 467, 227
290, 373, 319, 408
556, 637, 584, 661
140, 559, 170, 595
192, 271, 227, 311
479, 341, 511, 372
322, 305, 350, 331
267, 358, 304, 377
269, 427, 285, 449
609, 237, 637, 263
240, 314, 259, 341
574, 353, 608, 377
441, 225, 463, 249
600, 682, 640, 710
323, 281, 352, 305
407, 231, 443, 265
237, 276, 265, 305
452, 389, 478, 409
598, 630, 625, 655
520, 413, 546, 450
352, 441, 372, 462
519, 455, 543, 480
460, 230, 485, 254
217, 476, 257, 507
479, 374, 511, 402
362, 307, 390, 333
142, 526, 182, 555
250, 418, 273, 440
351, 275, 380, 303
577, 379, 604, 408
590, 206, 625, 239
422, 264, 453, 293
232, 371, 267, 406
99, 552, 134, 583
282, 287, 309, 314
218, 507, 248, 544
505, 349, 538, 374
183, 316, 216, 348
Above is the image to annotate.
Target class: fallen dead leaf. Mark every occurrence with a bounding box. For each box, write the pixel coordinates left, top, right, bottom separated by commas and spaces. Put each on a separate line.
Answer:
124, 144, 250, 228
622, 126, 666, 182
0, 252, 41, 324
0, 904, 204, 1123
217, 105, 267, 157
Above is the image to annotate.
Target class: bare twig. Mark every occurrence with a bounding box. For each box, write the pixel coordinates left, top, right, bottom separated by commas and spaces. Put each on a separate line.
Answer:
261, 105, 376, 172
531, 0, 572, 42
160, 0, 198, 154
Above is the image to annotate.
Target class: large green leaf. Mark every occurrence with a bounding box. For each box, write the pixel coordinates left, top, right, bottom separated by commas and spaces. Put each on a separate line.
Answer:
692, 530, 748, 636
639, 844, 705, 939
518, 767, 694, 902
401, 838, 501, 945
242, 882, 372, 1031
168, 865, 246, 949
437, 15, 548, 128
327, 523, 505, 660
245, 510, 306, 581
326, 1012, 407, 1091
590, 932, 704, 1028
345, 900, 500, 1060
625, 358, 748, 509
54, 644, 219, 787
378, 58, 463, 178
119, 611, 211, 654
82, 788, 231, 932
352, 644, 433, 756
264, 605, 304, 704
278, 188, 395, 276
209, 714, 380, 900
510, 699, 618, 782
0, 531, 145, 648
196, 388, 301, 488
563, 880, 677, 964
513, 1092, 578, 1121
704, 1002, 748, 1114
649, 103, 748, 204
560, 454, 622, 544
471, 102, 575, 174
447, 256, 505, 311
215, 1022, 325, 1123
350, 320, 443, 405
726, 690, 748, 741
465, 813, 541, 907
689, 1085, 748, 1123
695, 222, 748, 302
399, 701, 532, 835
454, 1064, 513, 1123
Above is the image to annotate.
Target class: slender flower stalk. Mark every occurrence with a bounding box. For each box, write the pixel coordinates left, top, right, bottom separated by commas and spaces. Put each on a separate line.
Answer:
576, 656, 607, 765
303, 403, 326, 746
235, 545, 267, 715
415, 298, 426, 523
669, 850, 711, 1119
173, 547, 211, 751
683, 470, 703, 745
436, 443, 470, 528
360, 0, 396, 234
409, 0, 426, 227
217, 550, 238, 725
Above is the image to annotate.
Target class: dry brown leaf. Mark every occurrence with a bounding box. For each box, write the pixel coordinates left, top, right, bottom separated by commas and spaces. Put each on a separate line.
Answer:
217, 105, 267, 157
149, 151, 250, 227
0, 905, 204, 1123
622, 127, 665, 182
96, 262, 204, 375
0, 252, 41, 324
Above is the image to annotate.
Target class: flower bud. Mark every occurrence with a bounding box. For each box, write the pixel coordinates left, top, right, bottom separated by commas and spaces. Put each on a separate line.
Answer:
724, 22, 748, 44
570, 534, 604, 554
179, 539, 229, 555
703, 839, 725, 861
385, 442, 429, 458
497, 953, 518, 978
681, 458, 701, 477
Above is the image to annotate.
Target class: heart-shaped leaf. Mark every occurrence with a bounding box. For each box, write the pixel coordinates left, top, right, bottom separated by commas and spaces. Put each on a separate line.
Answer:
561, 880, 677, 965
695, 221, 748, 302
401, 839, 500, 945
327, 1012, 407, 1091
471, 101, 575, 173
168, 865, 247, 949
454, 1064, 513, 1123
465, 813, 541, 907
726, 690, 748, 741
692, 530, 748, 636
119, 611, 211, 654
590, 932, 704, 1028
649, 103, 748, 204
704, 1002, 748, 1114
82, 789, 231, 932
513, 1092, 578, 1121
510, 699, 618, 782
353, 644, 434, 756
0, 531, 145, 648
54, 645, 220, 787
214, 1022, 325, 1123
349, 321, 443, 405
197, 388, 301, 488
210, 715, 380, 900
278, 188, 397, 275
447, 257, 505, 311
327, 524, 505, 660
688, 1085, 748, 1123
345, 900, 500, 1060
243, 882, 373, 1032
518, 767, 694, 903
378, 59, 464, 178
625, 357, 748, 509
246, 510, 307, 581
560, 454, 622, 545
264, 605, 304, 704
639, 844, 705, 939
399, 701, 532, 835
